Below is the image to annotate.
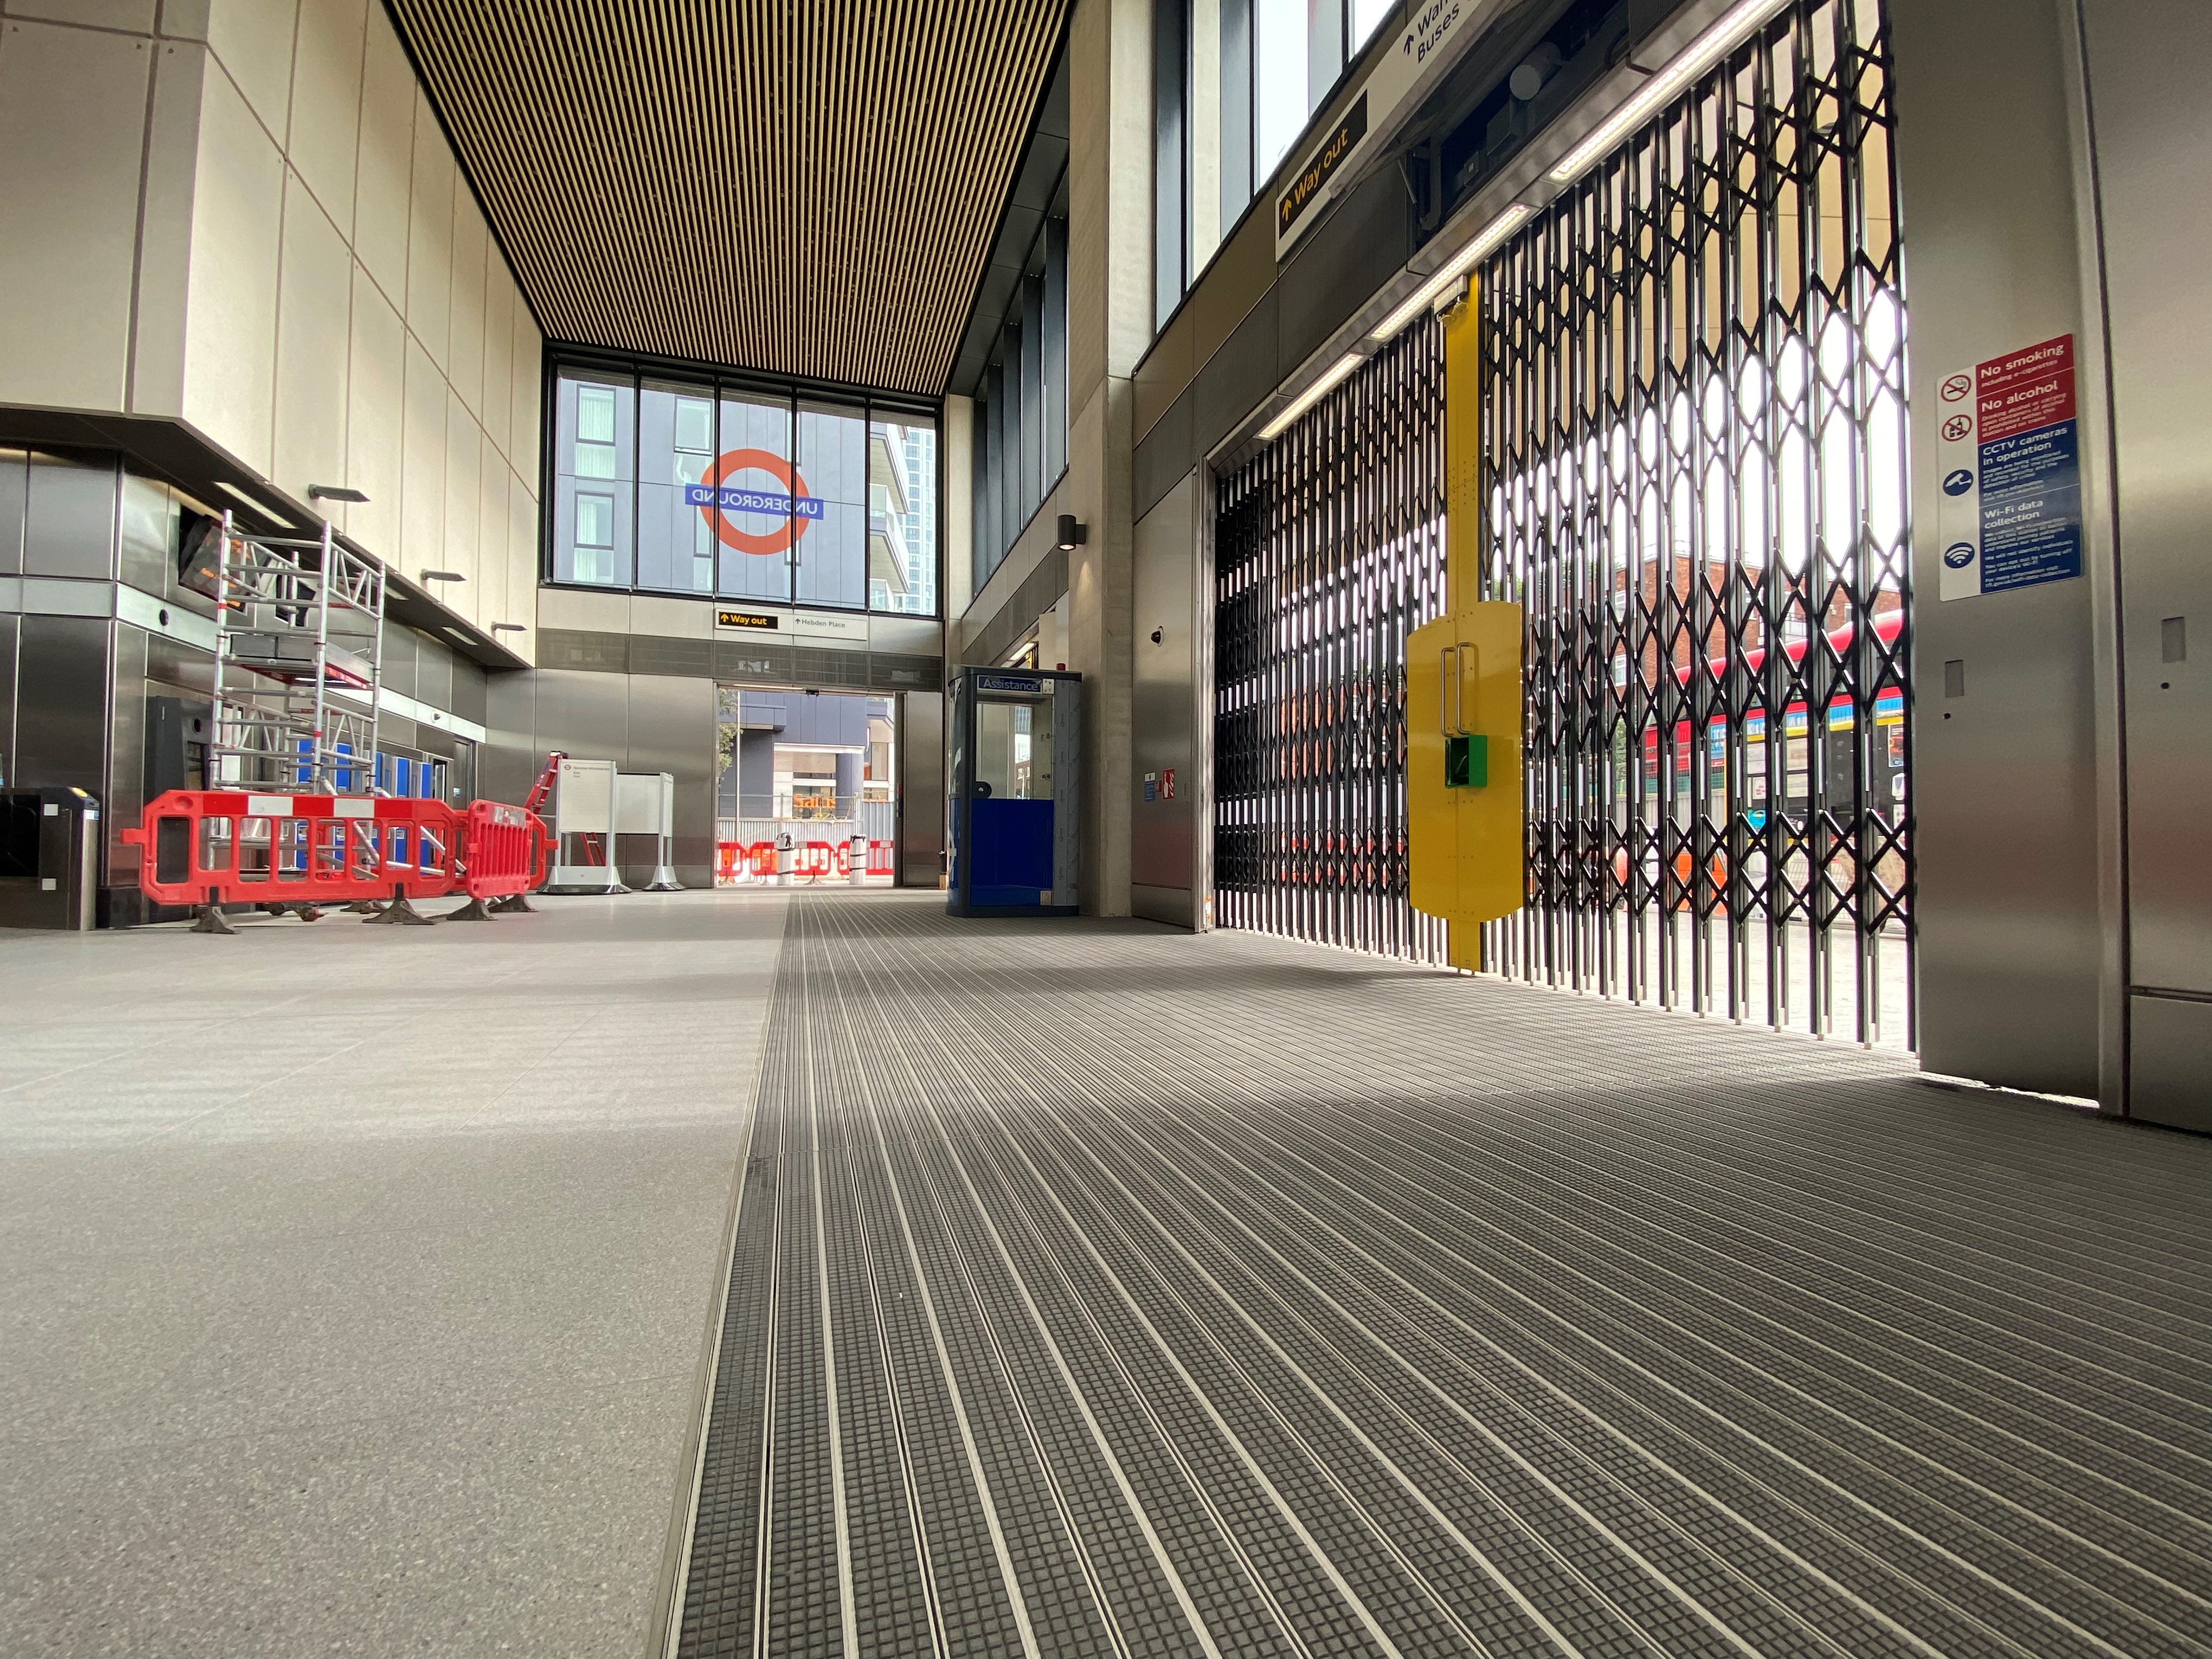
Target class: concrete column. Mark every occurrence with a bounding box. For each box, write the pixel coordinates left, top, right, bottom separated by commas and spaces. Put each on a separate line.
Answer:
1060, 0, 1153, 917
941, 395, 975, 618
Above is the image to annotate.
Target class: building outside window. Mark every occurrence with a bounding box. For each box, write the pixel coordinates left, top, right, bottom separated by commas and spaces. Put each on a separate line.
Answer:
548, 362, 938, 616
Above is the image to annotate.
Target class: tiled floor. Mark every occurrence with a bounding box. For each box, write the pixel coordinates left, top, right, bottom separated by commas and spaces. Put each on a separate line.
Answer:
678, 891, 2212, 1659
0, 890, 787, 1658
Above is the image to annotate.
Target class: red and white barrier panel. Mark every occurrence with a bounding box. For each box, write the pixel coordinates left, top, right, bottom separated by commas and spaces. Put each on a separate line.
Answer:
120, 790, 546, 921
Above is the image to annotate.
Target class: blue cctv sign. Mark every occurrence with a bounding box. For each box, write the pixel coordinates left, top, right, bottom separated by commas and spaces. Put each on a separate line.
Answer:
683, 485, 826, 519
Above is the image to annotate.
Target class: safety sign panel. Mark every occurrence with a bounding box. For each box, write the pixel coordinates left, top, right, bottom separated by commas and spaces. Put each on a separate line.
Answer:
1937, 334, 2082, 601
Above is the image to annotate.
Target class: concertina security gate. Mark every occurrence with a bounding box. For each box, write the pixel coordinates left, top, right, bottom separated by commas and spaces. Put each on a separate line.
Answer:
1213, 0, 1911, 1046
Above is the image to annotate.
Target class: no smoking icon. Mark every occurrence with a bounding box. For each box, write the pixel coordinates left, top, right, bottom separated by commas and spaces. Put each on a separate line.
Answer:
1940, 373, 1973, 403
1941, 413, 1973, 442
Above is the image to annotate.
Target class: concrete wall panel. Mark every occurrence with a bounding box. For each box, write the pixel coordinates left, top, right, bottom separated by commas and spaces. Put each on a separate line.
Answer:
352, 4, 412, 304
272, 172, 353, 502
481, 264, 514, 455
505, 471, 537, 657
284, 0, 364, 234
511, 303, 542, 492
182, 68, 284, 469
404, 88, 454, 368
448, 192, 487, 415
342, 262, 404, 549
0, 21, 153, 411
442, 391, 479, 590
206, 0, 297, 136
476, 448, 509, 635
400, 334, 445, 568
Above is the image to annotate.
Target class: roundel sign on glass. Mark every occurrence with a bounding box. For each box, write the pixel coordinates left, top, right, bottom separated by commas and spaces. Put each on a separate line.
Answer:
684, 450, 822, 556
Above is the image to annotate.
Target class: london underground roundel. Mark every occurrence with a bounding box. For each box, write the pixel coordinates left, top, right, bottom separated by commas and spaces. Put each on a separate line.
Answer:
689, 448, 823, 556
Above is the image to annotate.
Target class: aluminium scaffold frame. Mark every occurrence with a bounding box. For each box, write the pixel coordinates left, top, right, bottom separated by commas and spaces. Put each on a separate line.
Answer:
208, 511, 387, 797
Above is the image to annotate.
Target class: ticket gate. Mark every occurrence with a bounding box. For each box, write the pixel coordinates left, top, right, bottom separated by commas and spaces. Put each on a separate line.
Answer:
947, 668, 1080, 917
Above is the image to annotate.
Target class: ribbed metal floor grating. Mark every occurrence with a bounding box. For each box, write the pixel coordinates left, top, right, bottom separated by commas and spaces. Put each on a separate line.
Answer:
673, 891, 2212, 1659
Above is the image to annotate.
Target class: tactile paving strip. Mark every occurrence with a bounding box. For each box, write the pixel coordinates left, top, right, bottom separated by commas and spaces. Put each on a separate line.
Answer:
675, 893, 2212, 1659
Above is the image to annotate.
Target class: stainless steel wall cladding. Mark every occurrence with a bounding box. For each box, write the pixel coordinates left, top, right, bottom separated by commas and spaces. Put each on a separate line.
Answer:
1215, 0, 1914, 1045
1213, 321, 1452, 964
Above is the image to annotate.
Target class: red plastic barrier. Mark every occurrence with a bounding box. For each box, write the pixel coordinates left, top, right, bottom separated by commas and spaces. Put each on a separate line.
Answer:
122, 790, 460, 909
458, 799, 547, 900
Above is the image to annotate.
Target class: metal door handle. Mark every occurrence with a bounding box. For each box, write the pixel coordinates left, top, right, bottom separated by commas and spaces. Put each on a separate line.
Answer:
1442, 643, 1478, 736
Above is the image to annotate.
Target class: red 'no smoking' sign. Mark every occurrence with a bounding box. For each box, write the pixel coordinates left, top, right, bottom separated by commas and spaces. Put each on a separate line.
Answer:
1940, 373, 1973, 403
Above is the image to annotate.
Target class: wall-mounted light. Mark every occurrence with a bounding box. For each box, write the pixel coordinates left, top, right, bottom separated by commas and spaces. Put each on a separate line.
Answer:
1259, 353, 1364, 441
420, 569, 466, 585
1055, 514, 1087, 551
1372, 202, 1534, 344
1548, 0, 1792, 188
307, 484, 370, 504
490, 623, 526, 634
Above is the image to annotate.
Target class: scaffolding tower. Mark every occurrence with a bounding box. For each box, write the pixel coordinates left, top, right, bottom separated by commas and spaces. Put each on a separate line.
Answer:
209, 512, 386, 794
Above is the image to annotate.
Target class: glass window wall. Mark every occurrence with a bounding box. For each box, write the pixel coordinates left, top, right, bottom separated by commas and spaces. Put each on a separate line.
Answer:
553, 371, 635, 585
970, 185, 1070, 590
871, 417, 937, 614
636, 379, 717, 595
548, 363, 938, 616
1208, 0, 1396, 279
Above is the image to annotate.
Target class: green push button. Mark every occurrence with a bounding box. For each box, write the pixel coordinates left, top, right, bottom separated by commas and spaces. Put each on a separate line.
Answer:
1445, 734, 1488, 789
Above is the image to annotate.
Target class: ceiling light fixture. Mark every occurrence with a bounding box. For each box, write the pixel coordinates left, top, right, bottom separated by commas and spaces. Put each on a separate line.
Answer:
1372, 203, 1536, 343
215, 481, 295, 530
1548, 0, 1791, 187
1259, 353, 1364, 442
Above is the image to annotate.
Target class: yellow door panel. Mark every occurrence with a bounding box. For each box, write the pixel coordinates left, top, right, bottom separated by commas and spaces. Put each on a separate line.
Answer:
1453, 601, 1524, 924
1407, 279, 1526, 936
1406, 614, 1459, 919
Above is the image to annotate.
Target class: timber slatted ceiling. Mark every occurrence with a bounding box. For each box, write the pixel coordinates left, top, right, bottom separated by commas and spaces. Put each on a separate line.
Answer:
389, 0, 1066, 396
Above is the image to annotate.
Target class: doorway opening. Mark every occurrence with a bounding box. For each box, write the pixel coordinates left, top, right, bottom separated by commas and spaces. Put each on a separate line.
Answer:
714, 687, 895, 885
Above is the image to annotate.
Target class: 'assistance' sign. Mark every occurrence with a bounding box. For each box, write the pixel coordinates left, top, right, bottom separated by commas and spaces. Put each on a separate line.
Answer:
1937, 335, 2083, 601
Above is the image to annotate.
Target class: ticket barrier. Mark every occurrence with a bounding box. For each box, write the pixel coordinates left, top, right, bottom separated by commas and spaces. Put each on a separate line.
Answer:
947, 668, 1080, 917
0, 787, 101, 931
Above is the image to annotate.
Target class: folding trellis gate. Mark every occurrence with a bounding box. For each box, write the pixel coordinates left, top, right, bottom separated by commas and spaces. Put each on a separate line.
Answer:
1213, 0, 1911, 1046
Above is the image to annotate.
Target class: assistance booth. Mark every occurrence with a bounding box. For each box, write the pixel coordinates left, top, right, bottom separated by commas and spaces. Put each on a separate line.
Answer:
946, 668, 1080, 917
